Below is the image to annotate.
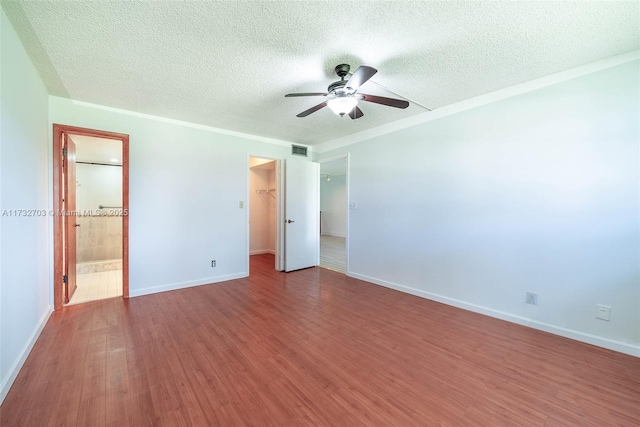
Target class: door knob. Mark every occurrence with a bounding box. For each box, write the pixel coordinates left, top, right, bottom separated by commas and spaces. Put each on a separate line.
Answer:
287, 219, 295, 223
75, 224, 80, 227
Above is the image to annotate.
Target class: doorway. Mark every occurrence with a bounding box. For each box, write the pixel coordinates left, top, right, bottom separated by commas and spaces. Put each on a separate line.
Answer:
319, 156, 348, 273
247, 155, 320, 273
53, 124, 129, 310
249, 157, 279, 270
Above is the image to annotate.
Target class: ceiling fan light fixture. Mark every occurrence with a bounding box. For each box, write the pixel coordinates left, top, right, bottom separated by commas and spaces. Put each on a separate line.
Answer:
327, 96, 358, 116
286, 64, 407, 119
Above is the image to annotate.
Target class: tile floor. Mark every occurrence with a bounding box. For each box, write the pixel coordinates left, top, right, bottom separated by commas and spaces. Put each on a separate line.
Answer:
67, 269, 123, 305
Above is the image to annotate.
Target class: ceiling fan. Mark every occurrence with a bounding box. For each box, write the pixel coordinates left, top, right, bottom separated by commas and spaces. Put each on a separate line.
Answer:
285, 64, 409, 119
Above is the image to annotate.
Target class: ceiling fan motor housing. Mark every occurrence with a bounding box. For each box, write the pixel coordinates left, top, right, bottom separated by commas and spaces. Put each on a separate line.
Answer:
334, 63, 350, 78
328, 64, 351, 94
327, 80, 347, 94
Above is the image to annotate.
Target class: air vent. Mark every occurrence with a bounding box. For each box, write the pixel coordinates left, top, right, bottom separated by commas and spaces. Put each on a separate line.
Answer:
291, 144, 308, 157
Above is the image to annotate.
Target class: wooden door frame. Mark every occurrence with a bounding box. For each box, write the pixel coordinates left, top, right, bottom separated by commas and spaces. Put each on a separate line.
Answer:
53, 124, 130, 310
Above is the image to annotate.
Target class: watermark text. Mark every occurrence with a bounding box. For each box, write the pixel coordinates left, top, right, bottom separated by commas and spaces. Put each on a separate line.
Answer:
2, 209, 128, 217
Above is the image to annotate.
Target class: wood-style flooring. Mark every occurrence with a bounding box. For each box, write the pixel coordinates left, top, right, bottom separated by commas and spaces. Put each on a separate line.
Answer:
1, 254, 639, 426
320, 234, 346, 273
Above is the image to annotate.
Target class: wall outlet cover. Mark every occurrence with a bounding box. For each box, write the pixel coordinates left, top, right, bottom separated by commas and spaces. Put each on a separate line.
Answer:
596, 304, 611, 321
525, 292, 538, 305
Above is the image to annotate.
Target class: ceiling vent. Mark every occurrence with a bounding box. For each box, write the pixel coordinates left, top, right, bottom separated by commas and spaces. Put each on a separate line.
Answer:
291, 144, 308, 157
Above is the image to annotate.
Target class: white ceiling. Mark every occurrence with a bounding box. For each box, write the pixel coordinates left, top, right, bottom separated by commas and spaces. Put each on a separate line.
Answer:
70, 135, 122, 165
4, 1, 638, 146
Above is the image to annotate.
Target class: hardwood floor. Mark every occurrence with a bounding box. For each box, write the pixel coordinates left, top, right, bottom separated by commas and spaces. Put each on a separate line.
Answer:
320, 235, 346, 273
1, 254, 639, 426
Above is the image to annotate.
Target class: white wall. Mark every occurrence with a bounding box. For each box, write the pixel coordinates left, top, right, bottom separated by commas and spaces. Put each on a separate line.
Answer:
1, 3, 307, 400
75, 163, 123, 211
0, 8, 52, 403
320, 174, 347, 237
49, 97, 296, 297
318, 61, 640, 356
249, 160, 276, 254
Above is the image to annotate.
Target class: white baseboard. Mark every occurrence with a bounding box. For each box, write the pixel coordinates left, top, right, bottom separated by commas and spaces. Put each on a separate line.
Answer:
347, 271, 640, 357
1, 306, 53, 404
250, 249, 275, 255
130, 272, 247, 297
321, 232, 346, 238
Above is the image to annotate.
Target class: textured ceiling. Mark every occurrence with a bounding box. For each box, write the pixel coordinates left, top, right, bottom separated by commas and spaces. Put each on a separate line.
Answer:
3, 1, 638, 146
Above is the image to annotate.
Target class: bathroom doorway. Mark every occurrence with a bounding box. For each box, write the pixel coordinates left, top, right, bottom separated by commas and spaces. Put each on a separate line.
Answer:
53, 124, 129, 310
69, 135, 123, 304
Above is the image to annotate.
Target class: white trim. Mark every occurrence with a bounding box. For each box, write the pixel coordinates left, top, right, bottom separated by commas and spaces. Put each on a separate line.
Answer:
317, 154, 349, 164
0, 306, 53, 404
276, 159, 284, 271
245, 154, 250, 276
347, 271, 640, 358
314, 50, 640, 154
129, 273, 247, 297
69, 99, 294, 148
250, 249, 276, 255
345, 154, 350, 274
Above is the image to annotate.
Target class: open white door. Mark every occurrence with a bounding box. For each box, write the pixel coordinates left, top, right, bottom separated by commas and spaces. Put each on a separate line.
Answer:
284, 158, 319, 272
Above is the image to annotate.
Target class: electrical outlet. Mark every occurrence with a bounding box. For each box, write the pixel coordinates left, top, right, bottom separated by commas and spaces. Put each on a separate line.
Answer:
349, 201, 358, 210
239, 201, 244, 208
596, 304, 611, 321
211, 260, 216, 268
525, 292, 538, 305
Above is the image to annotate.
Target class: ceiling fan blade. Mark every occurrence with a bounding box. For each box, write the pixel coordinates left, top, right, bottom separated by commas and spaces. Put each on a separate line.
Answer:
296, 102, 327, 117
345, 66, 377, 92
358, 94, 409, 109
285, 93, 328, 97
348, 106, 364, 120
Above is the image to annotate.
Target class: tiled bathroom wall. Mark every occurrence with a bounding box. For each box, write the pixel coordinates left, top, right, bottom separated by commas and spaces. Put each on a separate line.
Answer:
76, 215, 122, 262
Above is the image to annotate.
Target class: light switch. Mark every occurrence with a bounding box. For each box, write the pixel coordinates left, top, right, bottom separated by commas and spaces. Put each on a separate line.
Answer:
239, 201, 244, 208
349, 201, 358, 210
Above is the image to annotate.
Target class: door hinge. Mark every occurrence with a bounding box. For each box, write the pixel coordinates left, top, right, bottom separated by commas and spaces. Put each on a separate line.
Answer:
63, 275, 68, 284
62, 148, 68, 157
